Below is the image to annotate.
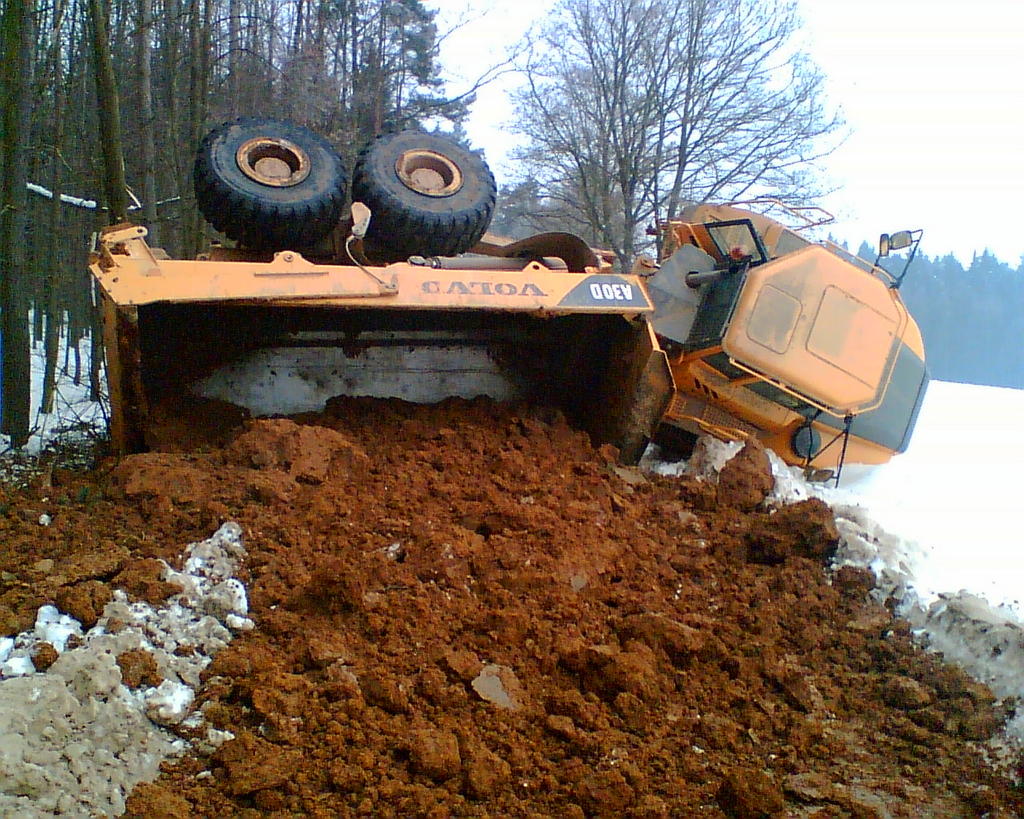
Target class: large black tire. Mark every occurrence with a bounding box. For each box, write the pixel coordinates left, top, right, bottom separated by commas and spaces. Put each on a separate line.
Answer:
351, 131, 496, 260
193, 117, 347, 251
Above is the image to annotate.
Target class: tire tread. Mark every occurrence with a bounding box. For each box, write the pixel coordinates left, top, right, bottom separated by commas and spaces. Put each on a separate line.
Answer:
193, 117, 347, 251
351, 131, 496, 261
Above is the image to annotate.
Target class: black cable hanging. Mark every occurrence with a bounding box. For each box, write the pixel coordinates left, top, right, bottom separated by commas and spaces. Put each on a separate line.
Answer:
834, 414, 854, 488
800, 411, 854, 486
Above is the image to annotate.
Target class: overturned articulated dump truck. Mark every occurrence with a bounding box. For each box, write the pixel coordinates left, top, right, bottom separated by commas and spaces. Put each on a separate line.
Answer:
89, 118, 927, 476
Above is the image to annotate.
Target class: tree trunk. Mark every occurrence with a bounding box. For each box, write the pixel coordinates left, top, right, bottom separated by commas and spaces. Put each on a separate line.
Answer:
0, 0, 35, 448
137, 0, 159, 244
228, 0, 240, 116
43, 3, 69, 415
292, 0, 304, 54
183, 0, 212, 257
88, 0, 129, 224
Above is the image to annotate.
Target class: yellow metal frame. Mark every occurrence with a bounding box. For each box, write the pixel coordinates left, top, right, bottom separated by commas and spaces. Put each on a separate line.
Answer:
90, 224, 654, 315
89, 224, 673, 462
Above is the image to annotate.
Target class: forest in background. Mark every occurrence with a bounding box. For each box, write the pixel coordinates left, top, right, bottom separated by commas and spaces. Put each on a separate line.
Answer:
1, 0, 1021, 451
0, 0, 472, 446
879, 245, 1024, 391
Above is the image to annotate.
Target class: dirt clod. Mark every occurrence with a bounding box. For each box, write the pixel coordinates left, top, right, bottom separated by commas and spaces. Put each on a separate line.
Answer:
716, 767, 785, 818
361, 673, 410, 714
117, 648, 163, 688
123, 782, 193, 819
746, 497, 840, 564
459, 736, 511, 798
31, 641, 59, 671
834, 564, 877, 596
409, 727, 461, 782
576, 768, 636, 817
227, 417, 368, 484
212, 731, 302, 795
717, 439, 774, 510
113, 558, 183, 605
55, 580, 113, 629
883, 674, 935, 710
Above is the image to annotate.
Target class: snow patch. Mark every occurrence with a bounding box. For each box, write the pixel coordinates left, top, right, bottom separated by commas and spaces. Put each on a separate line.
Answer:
34, 605, 83, 653
0, 522, 251, 817
0, 320, 106, 469
145, 680, 196, 726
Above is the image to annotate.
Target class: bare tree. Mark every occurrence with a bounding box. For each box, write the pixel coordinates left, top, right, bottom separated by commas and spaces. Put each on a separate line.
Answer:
0, 0, 35, 447
510, 0, 842, 270
88, 0, 129, 223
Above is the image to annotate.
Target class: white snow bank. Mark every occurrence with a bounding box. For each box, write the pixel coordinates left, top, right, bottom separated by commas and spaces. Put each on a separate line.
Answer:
0, 522, 251, 817
829, 380, 1024, 613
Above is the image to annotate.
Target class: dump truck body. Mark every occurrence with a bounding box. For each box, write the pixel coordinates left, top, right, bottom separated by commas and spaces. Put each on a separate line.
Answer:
648, 203, 928, 469
90, 224, 672, 463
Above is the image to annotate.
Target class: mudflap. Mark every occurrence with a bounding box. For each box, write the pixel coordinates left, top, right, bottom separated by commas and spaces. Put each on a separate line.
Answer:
594, 319, 675, 465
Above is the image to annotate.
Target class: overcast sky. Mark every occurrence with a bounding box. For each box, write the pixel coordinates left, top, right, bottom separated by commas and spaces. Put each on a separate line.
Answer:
434, 0, 1024, 265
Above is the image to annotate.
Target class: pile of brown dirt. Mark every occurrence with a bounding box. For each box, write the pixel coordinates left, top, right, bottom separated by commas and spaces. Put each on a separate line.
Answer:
1, 397, 1021, 818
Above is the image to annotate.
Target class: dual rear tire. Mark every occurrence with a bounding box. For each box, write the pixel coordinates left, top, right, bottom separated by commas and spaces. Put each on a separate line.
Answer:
193, 117, 347, 252
193, 118, 496, 258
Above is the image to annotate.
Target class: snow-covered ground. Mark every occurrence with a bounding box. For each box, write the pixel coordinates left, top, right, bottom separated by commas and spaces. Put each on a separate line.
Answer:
829, 380, 1024, 613
0, 524, 252, 817
0, 329, 107, 481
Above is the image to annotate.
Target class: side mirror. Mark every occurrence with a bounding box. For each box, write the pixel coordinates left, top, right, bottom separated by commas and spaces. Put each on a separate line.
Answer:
879, 229, 916, 257
876, 228, 922, 289
890, 230, 914, 251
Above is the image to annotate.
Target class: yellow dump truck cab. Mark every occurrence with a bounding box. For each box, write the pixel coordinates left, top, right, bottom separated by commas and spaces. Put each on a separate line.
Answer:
649, 204, 928, 469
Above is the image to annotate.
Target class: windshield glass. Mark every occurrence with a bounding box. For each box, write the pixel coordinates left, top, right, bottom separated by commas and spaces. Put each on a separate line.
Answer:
706, 222, 767, 264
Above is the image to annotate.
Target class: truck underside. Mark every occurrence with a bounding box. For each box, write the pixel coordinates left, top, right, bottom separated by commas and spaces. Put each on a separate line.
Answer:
92, 225, 673, 464
89, 121, 928, 475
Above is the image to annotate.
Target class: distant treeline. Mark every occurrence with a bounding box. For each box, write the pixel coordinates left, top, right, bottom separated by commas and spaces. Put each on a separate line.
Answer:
866, 243, 1024, 390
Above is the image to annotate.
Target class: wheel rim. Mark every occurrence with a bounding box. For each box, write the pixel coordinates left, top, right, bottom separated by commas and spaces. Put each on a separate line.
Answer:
395, 149, 463, 197
236, 137, 311, 187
